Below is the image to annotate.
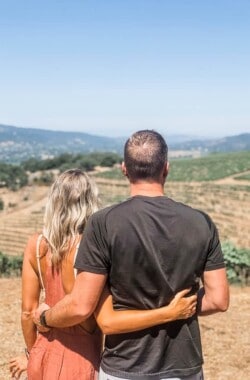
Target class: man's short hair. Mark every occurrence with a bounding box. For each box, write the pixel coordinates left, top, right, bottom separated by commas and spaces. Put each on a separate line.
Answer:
124, 130, 168, 182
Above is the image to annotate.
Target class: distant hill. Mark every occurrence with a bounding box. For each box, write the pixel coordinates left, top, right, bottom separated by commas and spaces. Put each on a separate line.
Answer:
0, 124, 125, 163
171, 133, 250, 153
0, 124, 249, 163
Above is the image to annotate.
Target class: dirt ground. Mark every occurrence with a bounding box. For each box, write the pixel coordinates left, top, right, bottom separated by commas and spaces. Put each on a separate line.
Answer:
0, 279, 249, 380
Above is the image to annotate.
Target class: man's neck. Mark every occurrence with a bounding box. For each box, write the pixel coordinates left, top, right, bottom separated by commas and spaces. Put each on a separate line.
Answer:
129, 181, 165, 197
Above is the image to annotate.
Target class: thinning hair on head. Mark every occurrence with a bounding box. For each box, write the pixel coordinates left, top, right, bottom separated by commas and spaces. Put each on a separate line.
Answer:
124, 130, 168, 182
43, 169, 99, 265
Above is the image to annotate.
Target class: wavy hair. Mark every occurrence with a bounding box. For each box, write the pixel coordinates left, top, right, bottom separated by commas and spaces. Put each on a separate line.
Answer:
43, 169, 99, 265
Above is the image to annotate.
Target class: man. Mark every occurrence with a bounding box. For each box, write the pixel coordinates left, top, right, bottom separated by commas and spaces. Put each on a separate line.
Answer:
35, 130, 229, 380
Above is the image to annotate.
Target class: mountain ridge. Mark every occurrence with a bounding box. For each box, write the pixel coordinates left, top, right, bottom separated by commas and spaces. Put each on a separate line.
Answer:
0, 124, 249, 163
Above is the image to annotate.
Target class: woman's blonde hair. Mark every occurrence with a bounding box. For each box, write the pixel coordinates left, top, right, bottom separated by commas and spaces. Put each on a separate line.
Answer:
43, 169, 99, 265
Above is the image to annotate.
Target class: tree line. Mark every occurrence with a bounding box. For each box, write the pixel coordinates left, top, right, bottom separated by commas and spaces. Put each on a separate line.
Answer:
0, 152, 122, 191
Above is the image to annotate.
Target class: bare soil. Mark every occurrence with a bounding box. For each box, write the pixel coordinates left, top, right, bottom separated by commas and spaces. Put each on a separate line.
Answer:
0, 279, 249, 380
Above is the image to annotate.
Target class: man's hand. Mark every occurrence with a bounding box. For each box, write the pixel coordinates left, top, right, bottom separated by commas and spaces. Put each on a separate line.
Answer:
32, 303, 50, 332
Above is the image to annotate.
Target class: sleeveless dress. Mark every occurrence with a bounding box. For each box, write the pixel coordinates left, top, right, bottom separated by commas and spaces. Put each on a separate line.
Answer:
27, 240, 102, 380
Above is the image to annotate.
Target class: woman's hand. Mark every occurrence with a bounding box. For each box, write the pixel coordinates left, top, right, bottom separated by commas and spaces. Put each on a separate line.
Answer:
167, 288, 198, 320
32, 303, 51, 332
9, 354, 28, 379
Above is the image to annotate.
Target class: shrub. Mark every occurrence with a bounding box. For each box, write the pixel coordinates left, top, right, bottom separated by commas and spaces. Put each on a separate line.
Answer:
0, 252, 23, 277
0, 198, 4, 211
8, 202, 17, 208
34, 171, 54, 185
99, 153, 122, 167
22, 152, 122, 173
222, 242, 250, 285
0, 162, 28, 190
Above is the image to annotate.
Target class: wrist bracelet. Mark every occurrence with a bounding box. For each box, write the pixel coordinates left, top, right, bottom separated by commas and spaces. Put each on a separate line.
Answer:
40, 309, 51, 328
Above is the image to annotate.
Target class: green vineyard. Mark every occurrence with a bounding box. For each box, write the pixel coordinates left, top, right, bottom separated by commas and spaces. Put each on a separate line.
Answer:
0, 151, 249, 284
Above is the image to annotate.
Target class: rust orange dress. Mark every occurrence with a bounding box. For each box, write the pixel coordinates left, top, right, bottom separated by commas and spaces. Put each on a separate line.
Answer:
27, 238, 102, 380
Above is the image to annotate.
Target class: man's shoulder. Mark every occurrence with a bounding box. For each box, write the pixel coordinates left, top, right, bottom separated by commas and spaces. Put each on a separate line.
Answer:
92, 199, 132, 219
170, 198, 212, 224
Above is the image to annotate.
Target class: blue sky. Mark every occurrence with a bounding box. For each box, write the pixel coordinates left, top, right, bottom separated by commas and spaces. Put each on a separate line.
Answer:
0, 0, 249, 138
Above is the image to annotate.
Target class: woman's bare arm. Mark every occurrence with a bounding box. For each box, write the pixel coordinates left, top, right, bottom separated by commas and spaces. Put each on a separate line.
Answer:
10, 235, 41, 379
21, 235, 41, 350
95, 286, 197, 335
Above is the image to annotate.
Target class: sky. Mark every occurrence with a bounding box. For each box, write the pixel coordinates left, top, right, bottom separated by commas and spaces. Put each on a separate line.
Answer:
0, 0, 249, 138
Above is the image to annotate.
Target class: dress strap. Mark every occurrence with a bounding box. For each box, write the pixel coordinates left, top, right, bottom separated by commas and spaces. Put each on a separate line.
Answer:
36, 234, 46, 297
73, 243, 80, 279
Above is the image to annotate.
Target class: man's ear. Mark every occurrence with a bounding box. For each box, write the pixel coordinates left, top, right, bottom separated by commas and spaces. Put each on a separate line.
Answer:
121, 162, 128, 177
163, 161, 169, 179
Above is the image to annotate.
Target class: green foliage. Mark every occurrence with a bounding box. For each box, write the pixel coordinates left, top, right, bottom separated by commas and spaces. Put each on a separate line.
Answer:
95, 151, 250, 182
22, 154, 73, 172
235, 173, 250, 181
95, 167, 124, 180
22, 152, 122, 173
0, 198, 4, 210
33, 171, 55, 185
0, 162, 28, 190
222, 242, 250, 285
0, 252, 23, 277
168, 151, 250, 182
74, 155, 97, 172
22, 157, 42, 172
93, 152, 122, 167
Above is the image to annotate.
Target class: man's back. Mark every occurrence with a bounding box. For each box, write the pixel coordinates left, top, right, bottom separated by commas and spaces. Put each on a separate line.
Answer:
75, 195, 225, 379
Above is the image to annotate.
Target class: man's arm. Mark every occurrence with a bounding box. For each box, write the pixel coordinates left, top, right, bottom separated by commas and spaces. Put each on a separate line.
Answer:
197, 268, 229, 316
33, 271, 107, 328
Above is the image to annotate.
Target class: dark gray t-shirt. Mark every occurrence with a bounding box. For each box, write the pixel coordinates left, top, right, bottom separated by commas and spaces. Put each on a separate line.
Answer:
75, 196, 225, 379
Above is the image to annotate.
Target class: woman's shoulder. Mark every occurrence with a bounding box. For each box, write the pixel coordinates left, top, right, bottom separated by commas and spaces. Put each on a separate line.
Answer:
25, 233, 48, 258
25, 232, 42, 248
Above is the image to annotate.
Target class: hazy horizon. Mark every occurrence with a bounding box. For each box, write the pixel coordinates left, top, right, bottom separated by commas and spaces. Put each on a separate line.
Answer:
2, 122, 249, 141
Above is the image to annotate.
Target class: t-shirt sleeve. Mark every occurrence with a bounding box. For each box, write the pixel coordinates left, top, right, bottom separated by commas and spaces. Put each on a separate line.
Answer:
203, 214, 225, 271
74, 212, 110, 274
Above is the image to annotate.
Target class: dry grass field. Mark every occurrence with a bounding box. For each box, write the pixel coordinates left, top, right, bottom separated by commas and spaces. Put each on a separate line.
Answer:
1, 174, 250, 256
0, 279, 249, 379
0, 173, 250, 379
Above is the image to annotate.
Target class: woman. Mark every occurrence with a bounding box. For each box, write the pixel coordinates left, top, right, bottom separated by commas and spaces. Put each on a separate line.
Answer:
10, 169, 197, 380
